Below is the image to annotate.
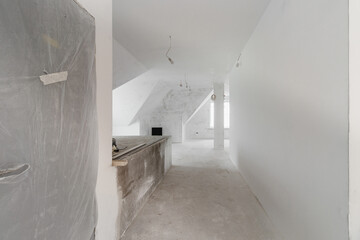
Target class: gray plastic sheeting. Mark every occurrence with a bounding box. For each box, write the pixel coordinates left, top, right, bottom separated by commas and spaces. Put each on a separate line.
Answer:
0, 0, 98, 239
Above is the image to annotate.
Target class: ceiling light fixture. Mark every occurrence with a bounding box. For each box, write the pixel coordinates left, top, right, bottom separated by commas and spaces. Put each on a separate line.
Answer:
166, 35, 174, 64
236, 53, 242, 68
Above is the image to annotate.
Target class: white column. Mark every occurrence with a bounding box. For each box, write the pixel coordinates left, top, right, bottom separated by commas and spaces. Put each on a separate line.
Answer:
76, 0, 117, 239
214, 82, 224, 149
349, 0, 360, 238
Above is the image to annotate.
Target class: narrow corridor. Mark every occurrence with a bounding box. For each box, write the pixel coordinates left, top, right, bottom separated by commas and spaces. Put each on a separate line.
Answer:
122, 140, 281, 240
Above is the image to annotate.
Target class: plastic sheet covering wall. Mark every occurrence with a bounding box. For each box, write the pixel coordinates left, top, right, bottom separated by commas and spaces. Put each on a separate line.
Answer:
0, 0, 98, 239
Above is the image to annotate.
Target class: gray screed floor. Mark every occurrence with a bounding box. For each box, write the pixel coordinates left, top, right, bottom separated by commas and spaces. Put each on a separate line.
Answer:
122, 140, 281, 240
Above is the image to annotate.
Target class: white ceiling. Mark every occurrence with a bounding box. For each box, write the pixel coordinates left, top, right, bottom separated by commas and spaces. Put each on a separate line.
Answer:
113, 0, 270, 87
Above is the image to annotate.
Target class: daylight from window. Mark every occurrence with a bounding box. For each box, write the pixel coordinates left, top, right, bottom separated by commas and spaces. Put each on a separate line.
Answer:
210, 102, 230, 128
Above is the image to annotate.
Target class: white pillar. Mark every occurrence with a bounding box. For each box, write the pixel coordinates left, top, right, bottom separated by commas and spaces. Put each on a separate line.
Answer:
349, 0, 360, 238
214, 82, 224, 149
77, 0, 117, 239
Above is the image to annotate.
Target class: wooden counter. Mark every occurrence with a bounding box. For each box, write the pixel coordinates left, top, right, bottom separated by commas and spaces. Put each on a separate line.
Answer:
112, 136, 172, 237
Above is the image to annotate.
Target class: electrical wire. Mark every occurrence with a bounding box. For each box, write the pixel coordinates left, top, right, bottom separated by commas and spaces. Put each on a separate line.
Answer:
166, 35, 174, 64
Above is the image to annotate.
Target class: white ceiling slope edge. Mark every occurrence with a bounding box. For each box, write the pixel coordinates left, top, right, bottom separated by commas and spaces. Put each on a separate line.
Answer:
185, 91, 213, 125
131, 80, 212, 125
113, 38, 147, 89
113, 72, 159, 126
113, 0, 271, 87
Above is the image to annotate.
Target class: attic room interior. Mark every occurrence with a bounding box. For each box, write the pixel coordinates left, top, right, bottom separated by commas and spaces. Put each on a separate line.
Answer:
0, 0, 359, 240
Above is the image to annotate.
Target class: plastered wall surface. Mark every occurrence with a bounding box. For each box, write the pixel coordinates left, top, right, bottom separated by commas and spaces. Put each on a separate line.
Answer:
113, 39, 147, 90
141, 113, 184, 143
76, 0, 117, 239
349, 0, 360, 238
139, 88, 211, 143
185, 100, 229, 139
112, 73, 158, 136
113, 121, 140, 136
111, 59, 212, 142
0, 0, 98, 239
214, 82, 225, 149
229, 0, 349, 239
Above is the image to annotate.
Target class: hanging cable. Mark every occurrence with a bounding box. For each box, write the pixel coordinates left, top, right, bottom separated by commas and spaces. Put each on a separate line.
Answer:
166, 35, 174, 64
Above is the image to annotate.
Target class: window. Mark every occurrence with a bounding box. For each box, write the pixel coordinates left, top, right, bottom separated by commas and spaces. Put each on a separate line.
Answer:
210, 102, 230, 129
224, 102, 230, 128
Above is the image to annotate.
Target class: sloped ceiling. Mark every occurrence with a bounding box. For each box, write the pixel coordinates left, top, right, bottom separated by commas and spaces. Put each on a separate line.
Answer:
131, 79, 212, 123
113, 72, 159, 127
112, 0, 270, 132
113, 0, 270, 87
113, 38, 147, 89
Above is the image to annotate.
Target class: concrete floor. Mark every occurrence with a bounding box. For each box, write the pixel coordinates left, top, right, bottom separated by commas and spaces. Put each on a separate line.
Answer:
122, 140, 281, 240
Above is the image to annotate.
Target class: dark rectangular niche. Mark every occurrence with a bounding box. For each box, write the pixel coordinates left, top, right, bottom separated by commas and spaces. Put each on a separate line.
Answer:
152, 127, 162, 136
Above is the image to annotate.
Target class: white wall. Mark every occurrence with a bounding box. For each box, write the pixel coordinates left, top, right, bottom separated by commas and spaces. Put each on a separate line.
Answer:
113, 38, 147, 89
113, 121, 140, 136
185, 99, 229, 139
214, 82, 224, 149
140, 113, 183, 143
139, 88, 211, 143
229, 0, 349, 239
76, 0, 118, 239
349, 0, 360, 238
112, 73, 158, 136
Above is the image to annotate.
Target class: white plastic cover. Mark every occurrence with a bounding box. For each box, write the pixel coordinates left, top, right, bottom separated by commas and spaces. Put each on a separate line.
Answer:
0, 0, 98, 239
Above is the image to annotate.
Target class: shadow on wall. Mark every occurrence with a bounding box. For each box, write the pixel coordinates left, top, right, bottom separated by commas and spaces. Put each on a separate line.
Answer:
185, 99, 230, 140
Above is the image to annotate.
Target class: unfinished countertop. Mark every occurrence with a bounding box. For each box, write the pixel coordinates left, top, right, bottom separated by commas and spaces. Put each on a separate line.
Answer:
112, 136, 170, 166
